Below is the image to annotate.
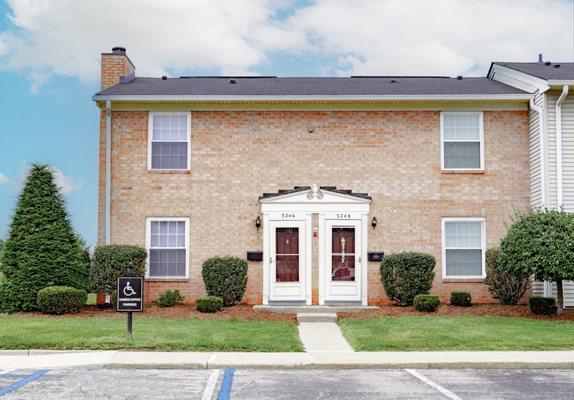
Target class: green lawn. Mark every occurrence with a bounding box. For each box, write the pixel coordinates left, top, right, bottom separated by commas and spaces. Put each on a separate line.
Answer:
0, 316, 303, 352
340, 316, 574, 351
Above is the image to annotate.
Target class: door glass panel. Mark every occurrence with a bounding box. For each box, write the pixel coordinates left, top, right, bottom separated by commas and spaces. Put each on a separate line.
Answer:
276, 227, 299, 282
331, 227, 355, 281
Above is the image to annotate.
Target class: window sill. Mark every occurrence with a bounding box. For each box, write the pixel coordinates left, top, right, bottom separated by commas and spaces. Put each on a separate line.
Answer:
441, 169, 484, 175
147, 169, 190, 174
442, 278, 485, 283
145, 277, 189, 282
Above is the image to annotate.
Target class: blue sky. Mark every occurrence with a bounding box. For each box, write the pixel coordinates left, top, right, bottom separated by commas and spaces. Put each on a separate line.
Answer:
0, 0, 572, 247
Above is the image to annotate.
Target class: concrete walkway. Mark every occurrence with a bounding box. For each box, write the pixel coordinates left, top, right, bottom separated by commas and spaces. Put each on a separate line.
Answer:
298, 322, 353, 353
1, 350, 574, 370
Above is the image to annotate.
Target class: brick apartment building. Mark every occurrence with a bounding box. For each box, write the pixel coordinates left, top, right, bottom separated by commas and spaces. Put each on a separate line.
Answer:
93, 47, 574, 306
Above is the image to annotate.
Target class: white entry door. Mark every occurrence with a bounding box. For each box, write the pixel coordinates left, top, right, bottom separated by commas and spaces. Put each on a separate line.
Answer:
324, 219, 362, 302
269, 220, 307, 302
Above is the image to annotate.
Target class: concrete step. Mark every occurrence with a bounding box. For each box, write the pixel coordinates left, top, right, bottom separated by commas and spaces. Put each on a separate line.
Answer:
254, 305, 379, 313
296, 313, 338, 323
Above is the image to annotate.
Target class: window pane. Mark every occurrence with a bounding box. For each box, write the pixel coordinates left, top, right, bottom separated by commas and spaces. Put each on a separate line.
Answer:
151, 142, 188, 169
444, 142, 480, 169
445, 249, 482, 276
148, 249, 186, 277
152, 115, 188, 142
445, 221, 482, 248
443, 114, 480, 141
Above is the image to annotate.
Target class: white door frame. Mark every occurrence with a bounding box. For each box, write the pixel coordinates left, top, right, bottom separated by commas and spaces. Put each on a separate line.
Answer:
260, 186, 370, 306
263, 213, 312, 305
319, 213, 368, 305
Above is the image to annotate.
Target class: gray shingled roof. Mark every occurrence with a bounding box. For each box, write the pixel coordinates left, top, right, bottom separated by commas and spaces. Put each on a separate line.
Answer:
493, 62, 574, 80
95, 76, 527, 97
259, 186, 371, 201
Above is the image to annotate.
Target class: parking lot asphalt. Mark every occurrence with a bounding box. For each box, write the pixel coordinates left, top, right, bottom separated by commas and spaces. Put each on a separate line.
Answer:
1, 368, 574, 399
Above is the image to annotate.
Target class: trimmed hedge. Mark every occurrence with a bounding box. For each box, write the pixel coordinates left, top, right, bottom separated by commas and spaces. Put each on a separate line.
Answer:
380, 252, 436, 306
413, 294, 440, 312
485, 247, 530, 305
196, 296, 223, 313
157, 290, 183, 307
202, 256, 248, 306
529, 296, 557, 315
90, 245, 147, 294
450, 291, 472, 307
37, 286, 87, 315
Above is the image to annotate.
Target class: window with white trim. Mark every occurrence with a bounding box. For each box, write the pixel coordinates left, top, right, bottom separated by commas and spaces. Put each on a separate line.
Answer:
147, 218, 188, 278
443, 218, 485, 278
441, 112, 483, 170
149, 113, 189, 170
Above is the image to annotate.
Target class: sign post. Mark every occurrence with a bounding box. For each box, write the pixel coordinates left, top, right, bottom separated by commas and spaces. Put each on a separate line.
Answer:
117, 268, 143, 340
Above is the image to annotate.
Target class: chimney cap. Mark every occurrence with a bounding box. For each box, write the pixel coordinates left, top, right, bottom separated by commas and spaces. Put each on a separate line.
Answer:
112, 47, 126, 55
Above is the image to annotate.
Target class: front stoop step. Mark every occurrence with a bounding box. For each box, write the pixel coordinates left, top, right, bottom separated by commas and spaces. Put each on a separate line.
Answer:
296, 313, 338, 323
254, 305, 379, 313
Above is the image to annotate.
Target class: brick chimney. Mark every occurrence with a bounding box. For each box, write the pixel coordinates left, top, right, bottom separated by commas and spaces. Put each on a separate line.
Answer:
100, 47, 135, 90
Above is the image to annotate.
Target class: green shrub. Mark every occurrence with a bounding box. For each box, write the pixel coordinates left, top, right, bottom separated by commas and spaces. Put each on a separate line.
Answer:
1, 165, 90, 311
380, 252, 436, 306
36, 286, 87, 314
485, 247, 530, 305
413, 294, 440, 312
528, 296, 557, 315
450, 291, 472, 307
202, 256, 248, 306
157, 290, 184, 307
90, 245, 147, 294
500, 210, 574, 312
196, 296, 223, 313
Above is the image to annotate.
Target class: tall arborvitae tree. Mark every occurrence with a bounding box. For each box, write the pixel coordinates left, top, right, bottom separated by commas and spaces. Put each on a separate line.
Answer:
1, 164, 89, 311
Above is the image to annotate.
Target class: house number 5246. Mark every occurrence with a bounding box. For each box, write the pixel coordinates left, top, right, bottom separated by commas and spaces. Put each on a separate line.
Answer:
281, 213, 295, 219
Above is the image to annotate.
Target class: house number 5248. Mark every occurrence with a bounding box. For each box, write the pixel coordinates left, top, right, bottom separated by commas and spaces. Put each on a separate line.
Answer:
336, 213, 351, 219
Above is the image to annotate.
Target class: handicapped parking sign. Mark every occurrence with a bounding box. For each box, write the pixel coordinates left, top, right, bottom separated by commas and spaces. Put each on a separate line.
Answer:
117, 277, 143, 312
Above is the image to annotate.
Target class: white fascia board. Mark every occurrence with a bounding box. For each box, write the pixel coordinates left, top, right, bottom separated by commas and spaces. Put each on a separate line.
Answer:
489, 64, 549, 92
548, 80, 574, 86
92, 93, 532, 102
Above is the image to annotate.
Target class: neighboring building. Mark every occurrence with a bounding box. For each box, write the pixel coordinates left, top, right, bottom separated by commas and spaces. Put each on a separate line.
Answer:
94, 46, 567, 306
489, 57, 574, 306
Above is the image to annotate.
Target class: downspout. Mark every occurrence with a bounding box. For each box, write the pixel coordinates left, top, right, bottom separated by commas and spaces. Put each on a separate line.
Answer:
530, 95, 547, 209
105, 100, 112, 245
556, 85, 569, 208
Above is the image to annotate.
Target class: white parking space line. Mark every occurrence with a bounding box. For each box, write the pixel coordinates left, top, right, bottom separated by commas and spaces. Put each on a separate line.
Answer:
201, 369, 221, 400
405, 369, 463, 400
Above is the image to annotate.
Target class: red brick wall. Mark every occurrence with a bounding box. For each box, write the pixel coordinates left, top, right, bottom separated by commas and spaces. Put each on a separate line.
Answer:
98, 110, 530, 305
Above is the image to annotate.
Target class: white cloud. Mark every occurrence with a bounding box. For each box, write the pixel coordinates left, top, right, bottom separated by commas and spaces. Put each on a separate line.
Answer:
49, 166, 83, 195
0, 173, 9, 185
0, 0, 572, 91
283, 0, 573, 76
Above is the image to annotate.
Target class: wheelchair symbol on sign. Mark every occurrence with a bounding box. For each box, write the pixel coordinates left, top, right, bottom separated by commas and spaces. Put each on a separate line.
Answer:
123, 282, 136, 297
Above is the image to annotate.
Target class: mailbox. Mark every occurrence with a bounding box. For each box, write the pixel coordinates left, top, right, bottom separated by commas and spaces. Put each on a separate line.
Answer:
368, 251, 385, 262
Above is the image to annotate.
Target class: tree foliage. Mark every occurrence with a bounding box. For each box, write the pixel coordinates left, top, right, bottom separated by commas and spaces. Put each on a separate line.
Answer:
500, 209, 574, 312
0, 164, 89, 312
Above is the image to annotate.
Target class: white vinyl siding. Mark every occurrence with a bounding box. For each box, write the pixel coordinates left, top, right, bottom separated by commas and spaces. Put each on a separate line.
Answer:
529, 92, 545, 208
148, 112, 191, 170
441, 112, 484, 170
146, 218, 189, 279
442, 218, 486, 279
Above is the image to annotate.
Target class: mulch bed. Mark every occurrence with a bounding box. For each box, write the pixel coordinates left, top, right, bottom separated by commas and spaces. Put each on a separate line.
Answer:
12, 304, 574, 323
15, 304, 298, 323
338, 304, 574, 321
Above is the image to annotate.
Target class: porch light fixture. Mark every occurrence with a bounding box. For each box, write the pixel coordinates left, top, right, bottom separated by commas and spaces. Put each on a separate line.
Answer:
371, 217, 377, 229
255, 216, 261, 231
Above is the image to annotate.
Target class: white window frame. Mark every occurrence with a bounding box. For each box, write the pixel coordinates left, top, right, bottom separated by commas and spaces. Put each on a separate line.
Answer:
147, 112, 191, 171
145, 217, 190, 279
440, 111, 484, 171
441, 217, 486, 279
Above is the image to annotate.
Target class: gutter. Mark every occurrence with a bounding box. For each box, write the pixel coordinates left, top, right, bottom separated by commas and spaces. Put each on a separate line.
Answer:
530, 93, 547, 208
105, 100, 112, 245
92, 94, 533, 102
556, 85, 569, 208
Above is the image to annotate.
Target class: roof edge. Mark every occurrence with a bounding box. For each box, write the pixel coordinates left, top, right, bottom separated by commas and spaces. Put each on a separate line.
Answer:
92, 94, 533, 102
